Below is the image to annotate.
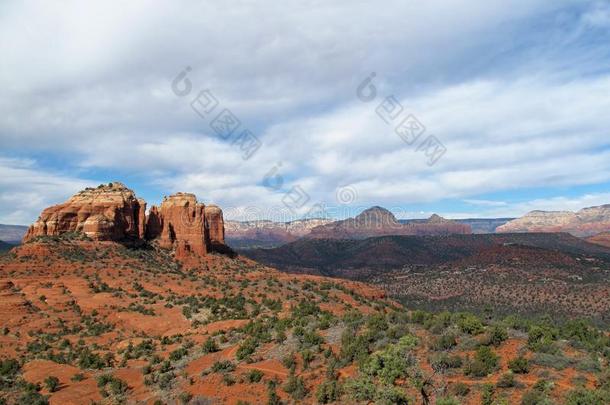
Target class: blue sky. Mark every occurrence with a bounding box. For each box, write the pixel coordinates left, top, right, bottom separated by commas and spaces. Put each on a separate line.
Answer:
1, 0, 610, 224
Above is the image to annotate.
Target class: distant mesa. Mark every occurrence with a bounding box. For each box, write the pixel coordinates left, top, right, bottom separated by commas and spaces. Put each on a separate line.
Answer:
22, 182, 226, 261
305, 206, 471, 239
587, 231, 610, 248
497, 204, 610, 237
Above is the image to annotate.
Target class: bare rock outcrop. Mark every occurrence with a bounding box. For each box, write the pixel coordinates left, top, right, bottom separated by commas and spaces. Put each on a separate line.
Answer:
497, 204, 610, 237
23, 183, 227, 261
23, 182, 145, 242
145, 193, 208, 258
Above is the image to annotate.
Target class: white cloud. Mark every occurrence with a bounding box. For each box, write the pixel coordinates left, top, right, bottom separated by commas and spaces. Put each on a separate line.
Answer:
0, 158, 91, 225
1, 0, 609, 223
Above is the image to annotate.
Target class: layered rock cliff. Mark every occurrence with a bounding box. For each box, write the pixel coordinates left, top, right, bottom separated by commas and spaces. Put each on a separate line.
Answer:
23, 183, 225, 260
497, 204, 610, 237
23, 182, 146, 242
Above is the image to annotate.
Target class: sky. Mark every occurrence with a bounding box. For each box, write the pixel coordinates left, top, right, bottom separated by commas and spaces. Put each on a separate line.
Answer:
1, 0, 610, 224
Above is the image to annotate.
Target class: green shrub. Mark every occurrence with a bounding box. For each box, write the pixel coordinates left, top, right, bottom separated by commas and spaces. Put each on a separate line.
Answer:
246, 369, 264, 383
531, 353, 572, 370
527, 325, 558, 353
202, 337, 219, 354
44, 376, 60, 392
211, 360, 235, 373
520, 389, 553, 405
283, 374, 307, 400
464, 346, 499, 377
430, 353, 463, 372
431, 333, 457, 351
178, 392, 193, 404
437, 397, 460, 405
496, 372, 516, 388
485, 325, 509, 346
96, 374, 128, 397
236, 337, 258, 360
450, 382, 470, 396
564, 387, 607, 405
508, 357, 530, 374
316, 380, 342, 403
456, 313, 484, 335
71, 373, 85, 382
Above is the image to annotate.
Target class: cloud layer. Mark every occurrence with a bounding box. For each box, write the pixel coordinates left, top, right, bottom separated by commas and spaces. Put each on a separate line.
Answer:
1, 0, 609, 223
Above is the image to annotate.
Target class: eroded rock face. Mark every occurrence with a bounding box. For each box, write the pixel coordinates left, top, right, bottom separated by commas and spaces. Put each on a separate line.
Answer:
497, 205, 610, 237
23, 182, 145, 242
204, 205, 225, 246
145, 193, 208, 258
23, 183, 227, 261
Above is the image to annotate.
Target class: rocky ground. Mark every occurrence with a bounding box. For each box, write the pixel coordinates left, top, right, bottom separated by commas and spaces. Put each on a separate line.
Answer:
0, 236, 608, 404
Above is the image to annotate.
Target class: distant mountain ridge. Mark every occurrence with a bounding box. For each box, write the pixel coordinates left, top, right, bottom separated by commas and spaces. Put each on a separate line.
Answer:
306, 206, 471, 239
225, 218, 333, 248
401, 217, 514, 234
0, 224, 27, 244
497, 204, 610, 236
0, 240, 14, 252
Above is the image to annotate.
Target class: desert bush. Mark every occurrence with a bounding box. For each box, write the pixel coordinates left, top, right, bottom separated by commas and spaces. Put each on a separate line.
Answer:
450, 382, 470, 396
283, 374, 307, 399
96, 374, 128, 397
437, 397, 460, 405
430, 353, 463, 372
527, 325, 559, 354
564, 387, 608, 405
236, 337, 258, 360
508, 356, 530, 374
361, 336, 417, 384
431, 332, 457, 351
202, 337, 219, 354
484, 324, 509, 346
456, 313, 484, 335
211, 360, 235, 373
575, 358, 601, 373
178, 392, 193, 404
464, 346, 499, 377
246, 369, 264, 383
520, 389, 553, 405
496, 372, 516, 388
531, 353, 572, 370
316, 379, 342, 404
44, 376, 60, 392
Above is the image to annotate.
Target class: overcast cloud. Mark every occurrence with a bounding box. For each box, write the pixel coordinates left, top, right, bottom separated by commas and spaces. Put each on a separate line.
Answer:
1, 0, 609, 224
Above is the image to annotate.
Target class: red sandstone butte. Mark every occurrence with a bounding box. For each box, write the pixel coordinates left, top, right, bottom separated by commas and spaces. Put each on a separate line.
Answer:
23, 182, 145, 242
23, 183, 226, 261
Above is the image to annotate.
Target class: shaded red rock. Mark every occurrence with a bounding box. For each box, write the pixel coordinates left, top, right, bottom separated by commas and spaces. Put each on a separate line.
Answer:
23, 182, 145, 242
145, 193, 226, 260
204, 204, 225, 246
145, 193, 208, 258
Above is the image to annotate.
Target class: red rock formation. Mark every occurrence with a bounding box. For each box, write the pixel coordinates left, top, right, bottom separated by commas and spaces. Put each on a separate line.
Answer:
23, 182, 145, 242
23, 183, 227, 261
205, 205, 225, 246
497, 204, 610, 237
145, 193, 207, 258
